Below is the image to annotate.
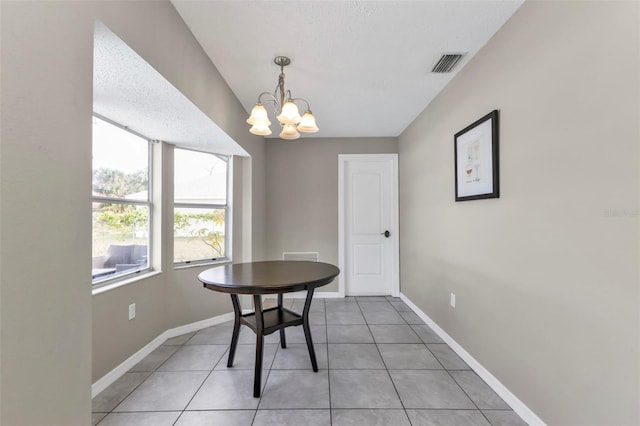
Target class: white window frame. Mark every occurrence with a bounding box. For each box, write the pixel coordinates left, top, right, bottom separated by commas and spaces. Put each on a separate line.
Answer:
91, 114, 153, 286
173, 147, 230, 267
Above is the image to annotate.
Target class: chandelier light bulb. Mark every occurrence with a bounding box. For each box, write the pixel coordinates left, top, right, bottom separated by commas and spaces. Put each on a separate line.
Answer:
297, 110, 319, 133
246, 103, 271, 126
249, 123, 272, 136
280, 123, 301, 140
277, 99, 302, 125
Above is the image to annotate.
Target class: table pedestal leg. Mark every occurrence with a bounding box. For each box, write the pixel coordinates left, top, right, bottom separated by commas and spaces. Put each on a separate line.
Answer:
227, 294, 241, 368
253, 295, 264, 398
302, 288, 318, 372
278, 293, 286, 348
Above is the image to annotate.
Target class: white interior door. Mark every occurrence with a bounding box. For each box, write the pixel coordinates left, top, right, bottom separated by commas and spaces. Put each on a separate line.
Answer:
339, 154, 399, 297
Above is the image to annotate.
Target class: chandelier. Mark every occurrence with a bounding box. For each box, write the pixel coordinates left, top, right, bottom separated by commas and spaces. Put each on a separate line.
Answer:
246, 56, 319, 140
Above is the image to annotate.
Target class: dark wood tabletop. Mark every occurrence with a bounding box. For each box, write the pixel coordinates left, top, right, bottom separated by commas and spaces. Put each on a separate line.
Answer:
198, 260, 340, 397
198, 260, 340, 294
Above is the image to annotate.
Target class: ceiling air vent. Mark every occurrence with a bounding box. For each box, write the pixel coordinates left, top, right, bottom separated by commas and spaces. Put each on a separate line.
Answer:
431, 53, 465, 73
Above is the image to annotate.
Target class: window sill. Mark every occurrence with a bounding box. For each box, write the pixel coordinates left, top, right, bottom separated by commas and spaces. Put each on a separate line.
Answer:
174, 258, 232, 271
92, 270, 162, 296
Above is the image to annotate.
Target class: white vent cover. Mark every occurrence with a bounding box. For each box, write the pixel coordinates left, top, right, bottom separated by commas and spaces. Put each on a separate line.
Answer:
431, 53, 465, 73
282, 252, 319, 262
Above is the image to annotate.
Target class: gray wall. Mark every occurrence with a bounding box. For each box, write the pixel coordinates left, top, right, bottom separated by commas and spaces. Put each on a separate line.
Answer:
0, 1, 266, 424
398, 1, 639, 424
266, 137, 398, 292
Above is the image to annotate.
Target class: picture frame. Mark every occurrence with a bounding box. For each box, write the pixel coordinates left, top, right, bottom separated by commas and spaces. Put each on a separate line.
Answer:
454, 110, 499, 201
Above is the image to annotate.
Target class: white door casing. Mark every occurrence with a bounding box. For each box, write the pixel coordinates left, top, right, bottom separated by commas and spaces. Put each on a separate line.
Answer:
338, 154, 399, 297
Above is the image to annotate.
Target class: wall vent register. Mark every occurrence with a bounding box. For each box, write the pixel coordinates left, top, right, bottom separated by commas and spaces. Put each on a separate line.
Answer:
431, 53, 466, 73
282, 252, 319, 262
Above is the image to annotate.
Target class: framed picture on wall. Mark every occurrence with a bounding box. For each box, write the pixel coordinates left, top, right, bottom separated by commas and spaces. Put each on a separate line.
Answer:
454, 110, 499, 201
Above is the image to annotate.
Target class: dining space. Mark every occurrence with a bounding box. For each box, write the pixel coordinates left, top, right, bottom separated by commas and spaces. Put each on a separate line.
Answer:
91, 294, 525, 425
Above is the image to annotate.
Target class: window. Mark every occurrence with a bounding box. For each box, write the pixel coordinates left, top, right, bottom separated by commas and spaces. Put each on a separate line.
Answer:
92, 116, 151, 284
174, 148, 229, 264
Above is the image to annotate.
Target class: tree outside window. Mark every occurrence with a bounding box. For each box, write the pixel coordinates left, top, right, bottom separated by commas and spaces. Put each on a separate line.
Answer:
92, 116, 151, 284
174, 148, 229, 264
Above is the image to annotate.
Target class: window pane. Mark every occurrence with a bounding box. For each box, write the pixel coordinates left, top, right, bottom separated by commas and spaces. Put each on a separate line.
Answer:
92, 117, 149, 201
174, 207, 226, 262
174, 149, 227, 205
92, 202, 149, 282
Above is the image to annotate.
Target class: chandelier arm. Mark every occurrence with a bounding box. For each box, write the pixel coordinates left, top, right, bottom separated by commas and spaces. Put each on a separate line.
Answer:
255, 92, 280, 120
257, 91, 278, 105
291, 97, 312, 111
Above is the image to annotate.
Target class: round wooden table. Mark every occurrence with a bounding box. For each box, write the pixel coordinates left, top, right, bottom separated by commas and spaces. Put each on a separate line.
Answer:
198, 261, 340, 397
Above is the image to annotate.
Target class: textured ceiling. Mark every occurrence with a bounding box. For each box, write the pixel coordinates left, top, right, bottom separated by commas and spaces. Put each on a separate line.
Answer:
93, 21, 248, 156
172, 0, 524, 138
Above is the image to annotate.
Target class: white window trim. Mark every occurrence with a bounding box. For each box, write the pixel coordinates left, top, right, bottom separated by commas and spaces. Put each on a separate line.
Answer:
91, 114, 154, 288
173, 148, 231, 267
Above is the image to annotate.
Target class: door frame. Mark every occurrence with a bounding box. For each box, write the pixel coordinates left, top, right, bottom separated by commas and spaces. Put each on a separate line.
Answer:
338, 153, 400, 298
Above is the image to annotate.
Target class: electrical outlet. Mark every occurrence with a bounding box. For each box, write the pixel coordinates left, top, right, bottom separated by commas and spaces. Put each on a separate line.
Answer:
450, 293, 456, 308
129, 303, 136, 320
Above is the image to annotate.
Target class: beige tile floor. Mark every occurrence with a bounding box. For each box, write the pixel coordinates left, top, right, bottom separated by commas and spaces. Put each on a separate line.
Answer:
92, 297, 527, 426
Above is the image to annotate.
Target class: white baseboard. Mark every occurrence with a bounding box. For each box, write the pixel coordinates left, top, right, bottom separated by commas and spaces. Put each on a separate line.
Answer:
399, 293, 545, 426
163, 312, 236, 340
92, 333, 167, 398
92, 311, 237, 398
313, 291, 343, 299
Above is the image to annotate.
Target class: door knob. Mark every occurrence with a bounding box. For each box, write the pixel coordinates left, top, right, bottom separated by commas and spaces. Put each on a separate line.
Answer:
381, 230, 390, 238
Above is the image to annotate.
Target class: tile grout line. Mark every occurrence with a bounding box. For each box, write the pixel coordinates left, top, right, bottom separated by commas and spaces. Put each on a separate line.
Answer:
254, 296, 323, 424
397, 299, 489, 423
418, 318, 495, 424
322, 299, 333, 426
251, 325, 278, 426
443, 366, 494, 424
388, 297, 418, 426
357, 298, 413, 425
388, 297, 498, 423
296, 298, 331, 423
172, 340, 230, 426
99, 344, 182, 422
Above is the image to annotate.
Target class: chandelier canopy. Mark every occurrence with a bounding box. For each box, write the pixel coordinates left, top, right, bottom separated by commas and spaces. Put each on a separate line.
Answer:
246, 56, 319, 140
